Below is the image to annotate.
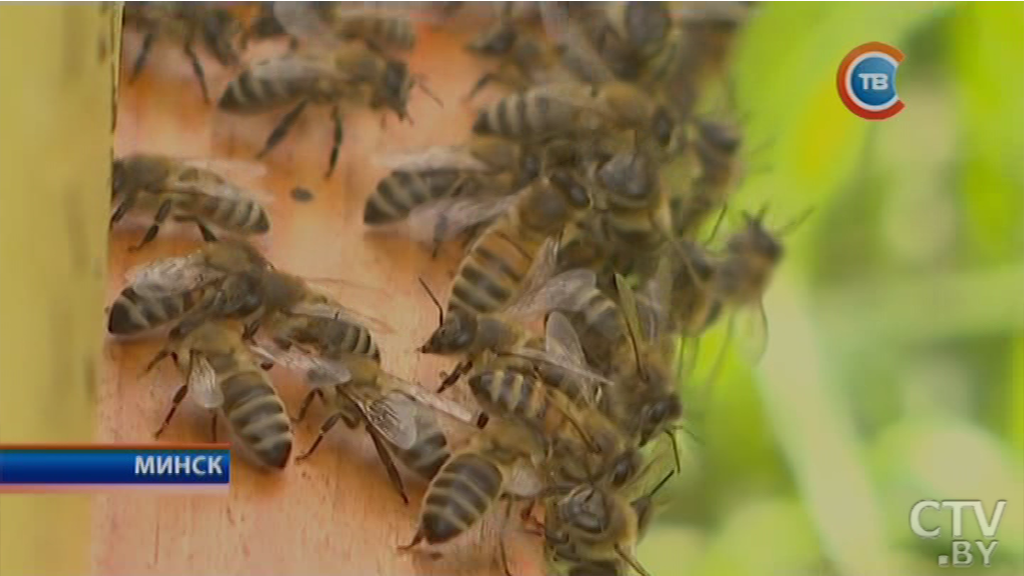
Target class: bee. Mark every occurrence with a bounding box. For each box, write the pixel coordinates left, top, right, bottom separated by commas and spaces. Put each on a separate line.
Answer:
471, 82, 681, 156
464, 6, 569, 100
363, 135, 543, 238
543, 467, 675, 576
443, 170, 592, 318
218, 42, 435, 178
273, 2, 416, 54
257, 342, 468, 503
143, 319, 293, 470
399, 420, 545, 552
111, 154, 271, 251
604, 271, 683, 450
418, 268, 601, 391
123, 2, 242, 103
557, 150, 673, 285
670, 119, 742, 241
106, 238, 270, 336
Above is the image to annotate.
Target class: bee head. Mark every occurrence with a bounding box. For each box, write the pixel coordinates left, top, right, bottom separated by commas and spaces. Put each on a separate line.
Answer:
381, 60, 414, 119
651, 106, 676, 149
608, 449, 642, 488
696, 119, 741, 157
549, 170, 591, 210
598, 152, 658, 209
559, 485, 612, 536
732, 209, 783, 263
419, 308, 476, 354
639, 395, 683, 446
201, 9, 242, 66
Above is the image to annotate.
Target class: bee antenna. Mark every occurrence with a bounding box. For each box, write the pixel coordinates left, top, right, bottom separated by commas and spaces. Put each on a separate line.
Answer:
649, 469, 676, 498
776, 206, 816, 237
414, 74, 444, 108
615, 544, 651, 576
417, 277, 444, 327
664, 428, 681, 473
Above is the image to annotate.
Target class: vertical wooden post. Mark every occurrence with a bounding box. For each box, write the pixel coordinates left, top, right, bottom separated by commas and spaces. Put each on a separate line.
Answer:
0, 4, 120, 575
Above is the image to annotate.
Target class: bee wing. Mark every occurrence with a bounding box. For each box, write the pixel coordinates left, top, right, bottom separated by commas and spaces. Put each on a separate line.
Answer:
615, 272, 649, 353
359, 389, 431, 450
504, 459, 544, 498
249, 341, 354, 387
540, 310, 616, 395
193, 181, 276, 206
287, 299, 395, 336
538, 3, 617, 84
374, 145, 491, 172
406, 192, 519, 244
176, 158, 269, 181
735, 302, 768, 364
273, 2, 337, 44
185, 353, 224, 410
124, 253, 221, 297
245, 51, 338, 85
504, 267, 597, 319
377, 372, 477, 427
637, 255, 674, 343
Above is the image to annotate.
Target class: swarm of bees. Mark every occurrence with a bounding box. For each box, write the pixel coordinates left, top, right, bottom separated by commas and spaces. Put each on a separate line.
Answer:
111, 2, 808, 575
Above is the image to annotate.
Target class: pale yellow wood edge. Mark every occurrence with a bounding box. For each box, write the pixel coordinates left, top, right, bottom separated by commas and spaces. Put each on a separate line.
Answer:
0, 4, 120, 575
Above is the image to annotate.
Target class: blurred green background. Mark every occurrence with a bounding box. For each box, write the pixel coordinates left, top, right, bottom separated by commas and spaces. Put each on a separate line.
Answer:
646, 3, 1024, 576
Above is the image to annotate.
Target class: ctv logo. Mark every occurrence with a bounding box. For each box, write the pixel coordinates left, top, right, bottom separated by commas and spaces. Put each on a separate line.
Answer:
910, 500, 1007, 567
837, 42, 905, 120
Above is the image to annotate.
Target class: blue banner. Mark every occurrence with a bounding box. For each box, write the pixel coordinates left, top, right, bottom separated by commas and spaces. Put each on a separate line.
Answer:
0, 445, 230, 489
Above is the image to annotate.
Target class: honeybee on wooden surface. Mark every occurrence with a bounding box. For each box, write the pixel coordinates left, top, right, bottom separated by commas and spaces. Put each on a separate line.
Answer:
106, 238, 269, 336
111, 154, 271, 251
471, 81, 684, 158
143, 319, 293, 470
123, 2, 243, 103
219, 41, 438, 178
398, 419, 545, 556
363, 136, 544, 253
254, 343, 473, 504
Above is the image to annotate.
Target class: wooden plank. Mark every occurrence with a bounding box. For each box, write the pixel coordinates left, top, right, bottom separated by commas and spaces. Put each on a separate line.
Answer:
98, 19, 544, 576
0, 4, 120, 576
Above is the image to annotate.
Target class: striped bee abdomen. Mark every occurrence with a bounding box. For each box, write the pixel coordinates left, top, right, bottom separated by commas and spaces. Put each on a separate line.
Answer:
449, 226, 536, 316
107, 283, 213, 335
220, 371, 293, 469
469, 370, 548, 426
394, 427, 450, 480
420, 452, 503, 544
218, 69, 304, 113
363, 169, 463, 225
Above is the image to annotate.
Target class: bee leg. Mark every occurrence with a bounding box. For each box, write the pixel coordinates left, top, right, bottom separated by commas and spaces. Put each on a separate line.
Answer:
154, 384, 189, 439
195, 221, 218, 242
210, 413, 218, 442
291, 389, 324, 423
497, 498, 514, 576
257, 100, 308, 160
325, 105, 343, 179
437, 361, 471, 393
130, 31, 157, 83
142, 347, 171, 375
183, 36, 211, 104
242, 320, 261, 342
474, 412, 489, 429
295, 411, 343, 461
397, 529, 425, 552
129, 199, 173, 252
464, 73, 497, 102
109, 196, 136, 229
